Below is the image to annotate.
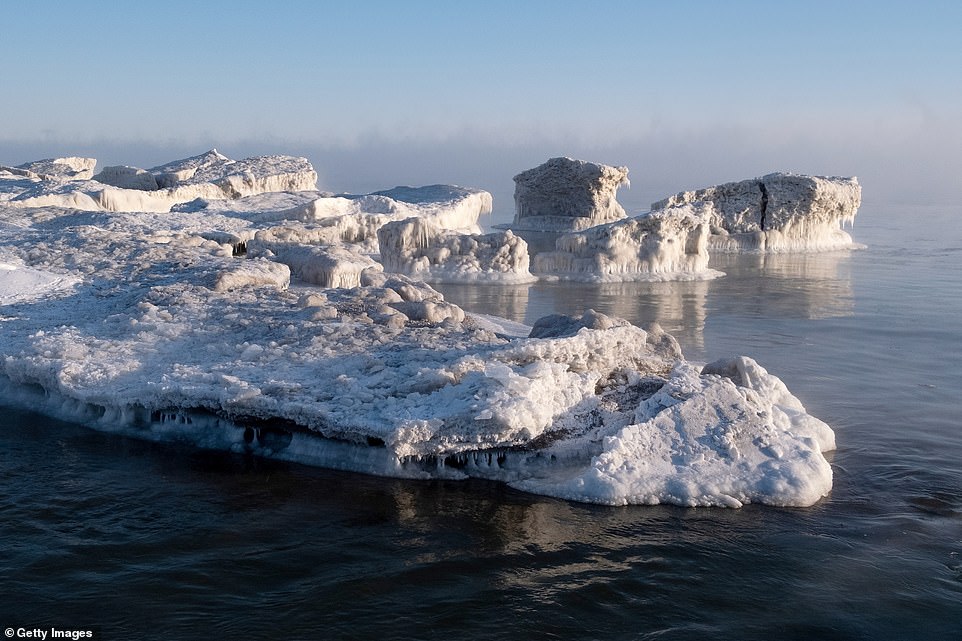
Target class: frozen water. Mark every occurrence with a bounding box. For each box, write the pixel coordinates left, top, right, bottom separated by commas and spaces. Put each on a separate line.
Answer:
93, 165, 160, 191
532, 205, 723, 281
653, 172, 862, 252
510, 157, 630, 232
6, 150, 318, 213
0, 151, 836, 507
377, 217, 536, 283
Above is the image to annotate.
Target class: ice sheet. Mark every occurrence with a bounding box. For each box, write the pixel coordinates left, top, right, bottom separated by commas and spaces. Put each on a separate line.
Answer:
0, 153, 836, 508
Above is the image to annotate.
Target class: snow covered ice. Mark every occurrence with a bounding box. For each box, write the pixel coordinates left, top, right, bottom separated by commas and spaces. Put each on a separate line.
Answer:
0, 150, 837, 508
532, 204, 723, 282
509, 157, 630, 232
652, 172, 862, 252
6, 149, 319, 213
377, 217, 536, 283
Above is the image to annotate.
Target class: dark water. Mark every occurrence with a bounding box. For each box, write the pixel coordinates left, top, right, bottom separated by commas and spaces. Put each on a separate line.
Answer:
3, 204, 961, 640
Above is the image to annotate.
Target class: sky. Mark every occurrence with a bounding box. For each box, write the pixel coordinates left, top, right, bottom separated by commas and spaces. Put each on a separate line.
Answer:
3, 0, 961, 217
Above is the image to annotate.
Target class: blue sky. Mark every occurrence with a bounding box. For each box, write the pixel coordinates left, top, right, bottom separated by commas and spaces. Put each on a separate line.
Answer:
3, 1, 961, 211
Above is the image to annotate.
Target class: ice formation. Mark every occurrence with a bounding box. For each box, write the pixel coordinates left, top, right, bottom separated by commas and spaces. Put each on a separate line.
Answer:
248, 238, 382, 289
5, 150, 318, 213
652, 173, 861, 252
93, 165, 160, 191
277, 185, 491, 231
510, 157, 630, 232
377, 217, 535, 283
532, 205, 722, 281
5, 157, 97, 181
0, 152, 836, 508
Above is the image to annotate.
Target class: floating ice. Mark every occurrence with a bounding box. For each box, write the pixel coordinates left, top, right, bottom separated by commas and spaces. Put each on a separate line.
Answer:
652, 172, 862, 252
509, 157, 630, 232
377, 217, 536, 283
532, 205, 723, 281
0, 152, 836, 508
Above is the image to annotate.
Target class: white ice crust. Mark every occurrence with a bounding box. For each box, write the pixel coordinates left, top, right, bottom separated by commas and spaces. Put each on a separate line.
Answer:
532, 205, 723, 282
652, 172, 862, 252
4, 157, 98, 181
0, 152, 836, 508
510, 157, 630, 232
6, 150, 318, 213
93, 165, 160, 191
377, 217, 536, 283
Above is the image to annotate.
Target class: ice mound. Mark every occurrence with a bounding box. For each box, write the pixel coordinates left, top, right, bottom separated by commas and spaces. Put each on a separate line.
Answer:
150, 149, 233, 188
0, 163, 836, 509
93, 165, 160, 191
219, 185, 494, 255
652, 173, 861, 252
377, 217, 535, 283
510, 157, 630, 232
212, 257, 291, 292
532, 205, 722, 281
249, 237, 382, 288
8, 157, 97, 181
278, 185, 491, 231
4, 150, 318, 213
515, 356, 835, 507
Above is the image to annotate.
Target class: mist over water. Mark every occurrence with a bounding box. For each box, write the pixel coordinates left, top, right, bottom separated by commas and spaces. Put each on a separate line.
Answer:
2, 203, 960, 639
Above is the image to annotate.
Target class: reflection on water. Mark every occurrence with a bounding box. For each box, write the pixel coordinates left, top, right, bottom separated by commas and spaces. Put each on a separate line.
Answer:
437, 250, 855, 356
709, 251, 855, 320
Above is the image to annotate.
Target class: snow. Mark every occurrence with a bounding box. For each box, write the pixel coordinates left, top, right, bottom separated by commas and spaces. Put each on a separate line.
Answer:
532, 205, 723, 281
652, 172, 862, 252
510, 157, 630, 232
377, 217, 536, 283
0, 150, 837, 509
0, 260, 79, 305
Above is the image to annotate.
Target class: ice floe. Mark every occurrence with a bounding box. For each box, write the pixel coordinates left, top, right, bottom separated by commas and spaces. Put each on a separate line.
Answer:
0, 150, 837, 508
652, 172, 862, 252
